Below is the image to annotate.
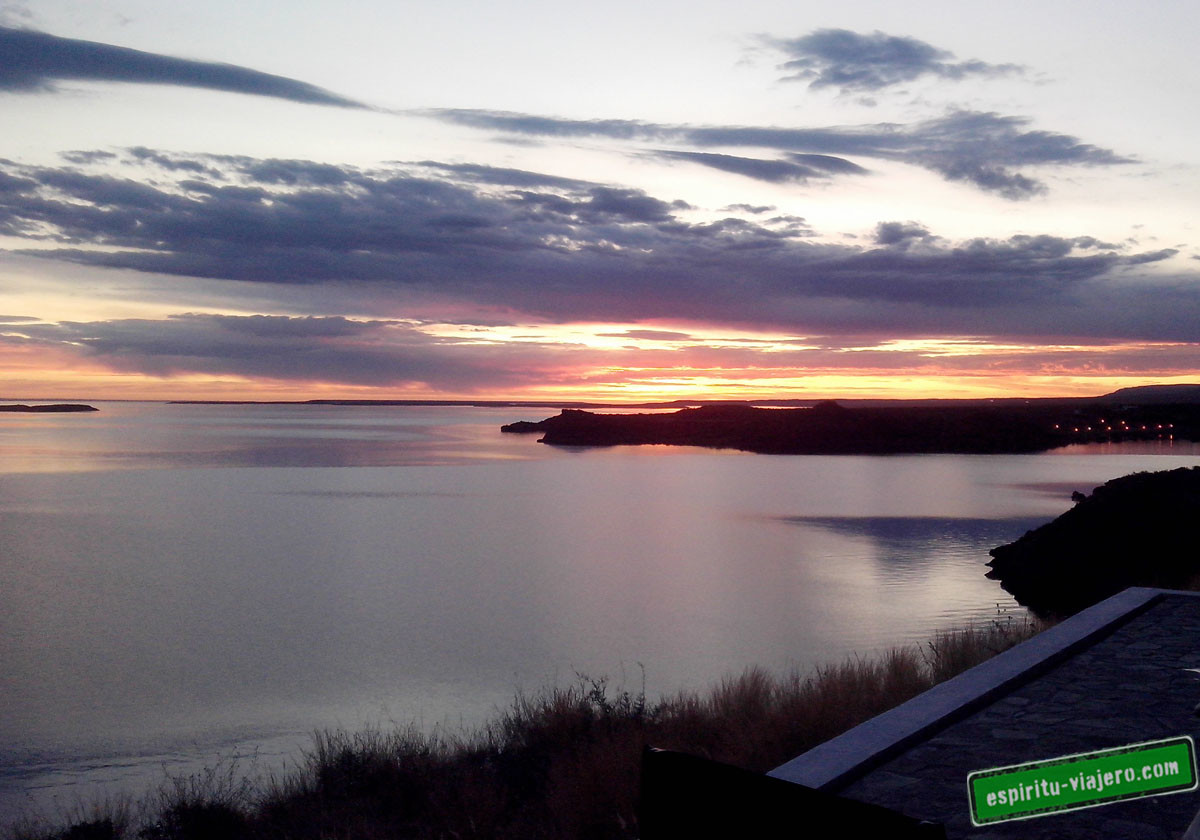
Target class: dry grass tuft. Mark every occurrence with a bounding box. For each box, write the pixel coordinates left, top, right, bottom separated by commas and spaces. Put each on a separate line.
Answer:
6, 615, 1049, 840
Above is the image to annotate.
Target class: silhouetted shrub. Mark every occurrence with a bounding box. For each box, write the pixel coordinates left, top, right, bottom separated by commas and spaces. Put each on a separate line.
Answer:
7, 617, 1046, 840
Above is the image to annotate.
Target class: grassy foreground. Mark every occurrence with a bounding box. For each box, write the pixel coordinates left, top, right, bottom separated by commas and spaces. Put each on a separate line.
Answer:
8, 617, 1045, 840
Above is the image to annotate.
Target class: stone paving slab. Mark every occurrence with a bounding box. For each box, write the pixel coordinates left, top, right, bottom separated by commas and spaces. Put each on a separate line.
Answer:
834, 594, 1200, 838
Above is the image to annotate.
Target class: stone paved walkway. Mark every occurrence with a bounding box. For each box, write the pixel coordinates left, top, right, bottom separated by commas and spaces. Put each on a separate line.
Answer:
835, 595, 1200, 839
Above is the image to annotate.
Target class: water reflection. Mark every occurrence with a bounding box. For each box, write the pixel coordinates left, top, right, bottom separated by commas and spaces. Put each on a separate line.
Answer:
779, 514, 1046, 545
0, 403, 545, 472
2, 404, 1199, 821
775, 516, 1048, 617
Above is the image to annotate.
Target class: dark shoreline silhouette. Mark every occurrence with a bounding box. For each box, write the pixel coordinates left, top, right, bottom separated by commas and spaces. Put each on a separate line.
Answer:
502, 396, 1200, 455
0, 403, 98, 412
987, 467, 1200, 617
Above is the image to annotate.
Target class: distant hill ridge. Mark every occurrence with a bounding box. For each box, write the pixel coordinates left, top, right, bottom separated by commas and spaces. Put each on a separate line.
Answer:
1099, 384, 1200, 405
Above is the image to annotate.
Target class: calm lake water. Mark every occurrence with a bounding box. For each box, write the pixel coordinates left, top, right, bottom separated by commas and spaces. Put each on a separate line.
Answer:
2, 401, 1199, 821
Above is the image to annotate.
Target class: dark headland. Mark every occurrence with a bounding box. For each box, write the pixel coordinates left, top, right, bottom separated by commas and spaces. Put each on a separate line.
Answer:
0, 403, 98, 412
987, 466, 1200, 617
501, 385, 1200, 455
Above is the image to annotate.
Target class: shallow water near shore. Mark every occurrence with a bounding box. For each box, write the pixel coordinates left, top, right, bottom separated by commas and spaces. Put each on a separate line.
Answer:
2, 402, 1198, 821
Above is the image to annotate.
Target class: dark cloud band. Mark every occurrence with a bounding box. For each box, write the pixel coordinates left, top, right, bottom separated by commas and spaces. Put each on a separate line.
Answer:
0, 25, 366, 108
0, 151, 1192, 344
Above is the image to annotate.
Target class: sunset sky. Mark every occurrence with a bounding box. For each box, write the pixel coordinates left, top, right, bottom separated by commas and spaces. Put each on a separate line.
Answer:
2, 0, 1199, 401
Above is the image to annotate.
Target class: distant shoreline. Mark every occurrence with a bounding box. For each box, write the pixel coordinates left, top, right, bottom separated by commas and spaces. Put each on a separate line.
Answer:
501, 399, 1200, 455
0, 403, 98, 413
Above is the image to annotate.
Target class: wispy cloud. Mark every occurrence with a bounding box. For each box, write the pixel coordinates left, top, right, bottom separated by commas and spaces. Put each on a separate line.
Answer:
595, 329, 695, 341
0, 25, 366, 108
0, 2, 32, 27
652, 150, 867, 184
425, 108, 1131, 199
768, 29, 1023, 93
4, 314, 584, 390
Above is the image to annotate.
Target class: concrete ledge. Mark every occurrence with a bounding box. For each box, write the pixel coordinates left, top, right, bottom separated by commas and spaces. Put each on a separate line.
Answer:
768, 587, 1200, 791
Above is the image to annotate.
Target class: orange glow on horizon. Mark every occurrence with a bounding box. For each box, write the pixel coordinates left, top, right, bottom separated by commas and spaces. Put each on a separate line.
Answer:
3, 319, 1199, 403
5, 368, 1200, 404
